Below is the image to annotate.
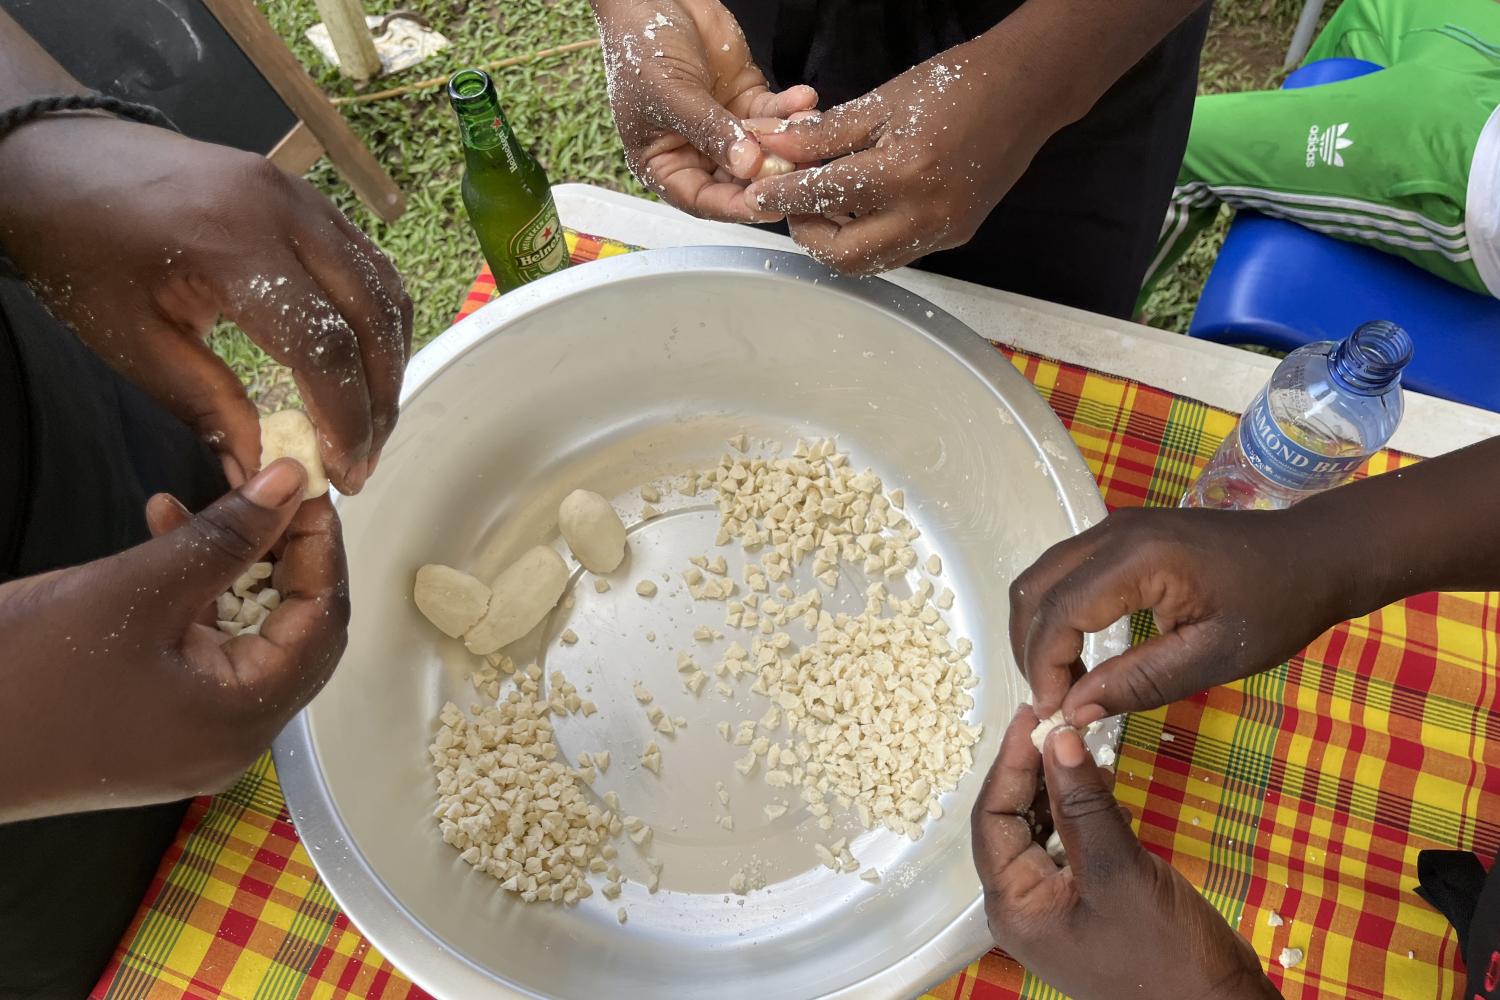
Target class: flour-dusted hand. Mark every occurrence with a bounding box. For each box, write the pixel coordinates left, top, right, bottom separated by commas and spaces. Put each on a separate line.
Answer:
747, 41, 1057, 275
972, 708, 1281, 1000
0, 460, 349, 822
0, 117, 412, 495
590, 0, 817, 222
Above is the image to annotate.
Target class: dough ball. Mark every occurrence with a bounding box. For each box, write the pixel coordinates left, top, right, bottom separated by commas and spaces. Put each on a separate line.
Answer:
414, 564, 492, 638
557, 490, 626, 574
260, 409, 329, 499
755, 153, 795, 179
463, 546, 569, 654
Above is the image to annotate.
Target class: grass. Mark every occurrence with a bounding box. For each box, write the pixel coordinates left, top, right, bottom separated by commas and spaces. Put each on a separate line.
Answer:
224, 0, 1336, 396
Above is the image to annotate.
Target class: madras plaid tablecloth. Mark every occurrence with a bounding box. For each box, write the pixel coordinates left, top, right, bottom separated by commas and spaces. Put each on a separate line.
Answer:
93, 232, 1499, 1000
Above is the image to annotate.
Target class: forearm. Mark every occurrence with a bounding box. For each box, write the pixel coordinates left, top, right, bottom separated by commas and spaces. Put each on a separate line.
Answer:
1289, 436, 1500, 619
0, 9, 86, 108
971, 0, 1208, 128
0, 573, 92, 822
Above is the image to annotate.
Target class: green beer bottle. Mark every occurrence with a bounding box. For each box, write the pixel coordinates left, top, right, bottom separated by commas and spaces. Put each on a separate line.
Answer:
447, 68, 568, 291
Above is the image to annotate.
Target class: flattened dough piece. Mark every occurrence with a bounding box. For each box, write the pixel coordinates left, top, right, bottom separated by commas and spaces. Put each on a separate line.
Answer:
463, 546, 569, 654
413, 564, 492, 638
557, 489, 626, 573
260, 409, 329, 499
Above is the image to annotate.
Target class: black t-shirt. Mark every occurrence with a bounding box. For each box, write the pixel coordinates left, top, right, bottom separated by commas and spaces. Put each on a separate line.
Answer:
0, 276, 224, 582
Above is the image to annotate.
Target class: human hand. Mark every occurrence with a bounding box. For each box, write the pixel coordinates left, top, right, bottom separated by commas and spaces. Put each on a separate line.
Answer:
0, 117, 412, 494
1009, 506, 1355, 721
747, 38, 1057, 274
0, 459, 349, 823
972, 707, 1281, 1000
591, 0, 818, 222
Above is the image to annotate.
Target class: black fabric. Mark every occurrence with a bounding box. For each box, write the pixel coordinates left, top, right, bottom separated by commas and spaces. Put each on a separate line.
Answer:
0, 277, 225, 1000
1416, 849, 1486, 958
730, 0, 1213, 318
1418, 847, 1500, 998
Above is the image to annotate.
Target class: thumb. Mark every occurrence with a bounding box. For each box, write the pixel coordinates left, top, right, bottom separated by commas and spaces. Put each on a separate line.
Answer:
118, 459, 308, 621
755, 94, 886, 163
657, 82, 766, 179
1042, 727, 1140, 890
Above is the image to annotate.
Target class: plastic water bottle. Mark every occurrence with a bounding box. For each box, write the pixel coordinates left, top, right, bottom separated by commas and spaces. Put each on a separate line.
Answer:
1182, 321, 1413, 511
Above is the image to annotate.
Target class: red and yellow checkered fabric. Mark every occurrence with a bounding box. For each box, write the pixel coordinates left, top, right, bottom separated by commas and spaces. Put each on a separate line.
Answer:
92, 233, 1498, 1000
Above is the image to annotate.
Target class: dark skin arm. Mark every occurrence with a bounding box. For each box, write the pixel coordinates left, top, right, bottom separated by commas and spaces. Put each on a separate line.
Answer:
0, 16, 402, 820
749, 0, 1210, 274
973, 708, 1282, 999
0, 10, 412, 493
1010, 435, 1500, 721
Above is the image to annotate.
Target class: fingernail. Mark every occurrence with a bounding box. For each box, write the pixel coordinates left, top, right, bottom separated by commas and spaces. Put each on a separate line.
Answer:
729, 138, 760, 178
1073, 703, 1108, 728
243, 458, 306, 508
1050, 727, 1087, 768
220, 453, 246, 488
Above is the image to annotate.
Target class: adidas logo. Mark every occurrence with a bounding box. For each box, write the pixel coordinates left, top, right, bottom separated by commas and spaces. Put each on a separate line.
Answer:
1306, 122, 1353, 167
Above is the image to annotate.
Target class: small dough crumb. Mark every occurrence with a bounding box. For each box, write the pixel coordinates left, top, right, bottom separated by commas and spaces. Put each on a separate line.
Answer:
640, 484, 661, 503
560, 628, 578, 645
636, 580, 658, 598
1277, 947, 1304, 970
594, 578, 611, 593
926, 553, 942, 576
1267, 911, 1284, 928
617, 907, 628, 924
860, 868, 881, 883
1044, 830, 1067, 866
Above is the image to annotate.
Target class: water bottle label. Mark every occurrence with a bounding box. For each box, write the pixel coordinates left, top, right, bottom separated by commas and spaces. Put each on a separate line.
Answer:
1238, 398, 1365, 490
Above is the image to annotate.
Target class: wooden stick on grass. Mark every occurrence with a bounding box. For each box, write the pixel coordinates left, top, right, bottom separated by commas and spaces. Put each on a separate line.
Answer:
330, 38, 601, 105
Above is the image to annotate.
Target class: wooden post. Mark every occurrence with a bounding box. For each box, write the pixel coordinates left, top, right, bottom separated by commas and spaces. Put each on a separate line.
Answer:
312, 0, 382, 82
200, 0, 405, 222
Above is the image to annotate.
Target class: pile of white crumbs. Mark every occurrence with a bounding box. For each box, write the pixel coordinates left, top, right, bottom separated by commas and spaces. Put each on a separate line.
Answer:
426, 436, 983, 910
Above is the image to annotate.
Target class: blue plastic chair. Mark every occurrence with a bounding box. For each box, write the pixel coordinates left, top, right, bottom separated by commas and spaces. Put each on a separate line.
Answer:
1188, 58, 1500, 412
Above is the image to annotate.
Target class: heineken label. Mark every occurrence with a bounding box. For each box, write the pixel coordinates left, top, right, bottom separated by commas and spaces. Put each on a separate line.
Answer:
510, 199, 567, 281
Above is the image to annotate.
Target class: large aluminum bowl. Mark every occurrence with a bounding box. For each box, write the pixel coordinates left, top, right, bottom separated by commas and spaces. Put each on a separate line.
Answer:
274, 247, 1126, 999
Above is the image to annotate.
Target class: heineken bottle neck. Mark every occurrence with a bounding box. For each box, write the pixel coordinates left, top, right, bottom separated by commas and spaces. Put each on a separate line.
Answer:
459, 108, 526, 171
448, 69, 526, 172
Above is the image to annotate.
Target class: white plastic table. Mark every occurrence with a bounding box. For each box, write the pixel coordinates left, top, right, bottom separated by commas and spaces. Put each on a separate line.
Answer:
553, 183, 1500, 459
